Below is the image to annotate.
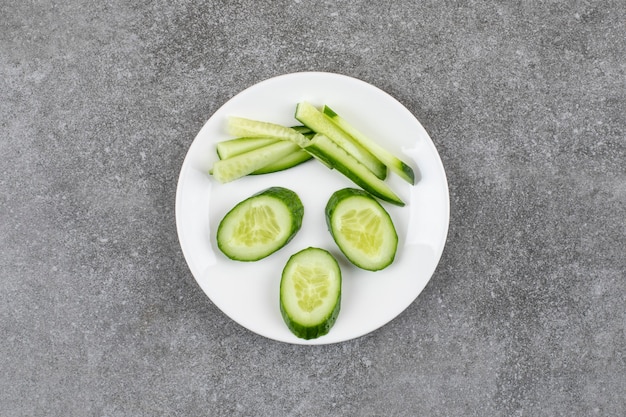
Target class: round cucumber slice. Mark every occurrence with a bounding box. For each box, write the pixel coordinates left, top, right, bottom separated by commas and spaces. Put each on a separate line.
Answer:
325, 188, 398, 271
217, 187, 304, 261
280, 247, 342, 340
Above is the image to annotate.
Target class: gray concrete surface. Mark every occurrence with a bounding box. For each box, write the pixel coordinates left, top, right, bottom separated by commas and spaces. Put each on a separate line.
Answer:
2, 1, 625, 416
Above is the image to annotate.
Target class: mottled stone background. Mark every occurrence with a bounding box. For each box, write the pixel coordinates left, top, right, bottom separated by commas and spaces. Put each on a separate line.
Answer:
1, 1, 624, 416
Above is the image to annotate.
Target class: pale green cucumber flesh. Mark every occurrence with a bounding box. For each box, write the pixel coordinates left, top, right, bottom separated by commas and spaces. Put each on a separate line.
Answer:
280, 247, 341, 340
295, 102, 387, 180
305, 134, 405, 206
217, 187, 304, 261
211, 140, 300, 183
290, 125, 315, 137
227, 117, 310, 148
322, 105, 416, 185
325, 188, 398, 271
251, 149, 313, 174
216, 137, 279, 160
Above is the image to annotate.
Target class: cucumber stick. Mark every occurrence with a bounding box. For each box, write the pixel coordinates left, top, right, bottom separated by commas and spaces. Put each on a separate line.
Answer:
295, 101, 387, 180
280, 247, 341, 340
217, 187, 304, 261
216, 136, 312, 174
251, 149, 312, 174
216, 137, 279, 160
305, 134, 405, 206
322, 105, 416, 185
326, 188, 398, 271
227, 117, 310, 148
216, 126, 313, 160
211, 140, 300, 183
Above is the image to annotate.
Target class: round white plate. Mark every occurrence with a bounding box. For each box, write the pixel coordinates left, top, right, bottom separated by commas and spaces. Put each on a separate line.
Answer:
176, 72, 449, 345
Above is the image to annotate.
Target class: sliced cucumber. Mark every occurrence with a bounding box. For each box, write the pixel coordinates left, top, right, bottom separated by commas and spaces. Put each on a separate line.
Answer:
305, 134, 405, 206
227, 116, 310, 148
290, 125, 315, 137
280, 247, 341, 340
215, 136, 312, 175
217, 187, 304, 261
216, 137, 279, 160
211, 140, 300, 183
251, 149, 312, 174
322, 105, 416, 185
325, 188, 398, 271
295, 101, 387, 180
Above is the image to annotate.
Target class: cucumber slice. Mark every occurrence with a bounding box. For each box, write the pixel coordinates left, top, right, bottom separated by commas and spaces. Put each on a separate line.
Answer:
211, 140, 300, 183
216, 137, 279, 160
217, 187, 304, 261
280, 247, 342, 340
305, 134, 405, 206
322, 105, 416, 185
325, 188, 398, 271
251, 149, 312, 174
295, 101, 387, 180
227, 116, 310, 148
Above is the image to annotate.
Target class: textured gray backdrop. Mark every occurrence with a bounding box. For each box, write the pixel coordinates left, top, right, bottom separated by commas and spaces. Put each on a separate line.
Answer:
2, 1, 625, 416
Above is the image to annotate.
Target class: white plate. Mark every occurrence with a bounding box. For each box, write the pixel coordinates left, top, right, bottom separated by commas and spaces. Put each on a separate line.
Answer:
176, 72, 449, 345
